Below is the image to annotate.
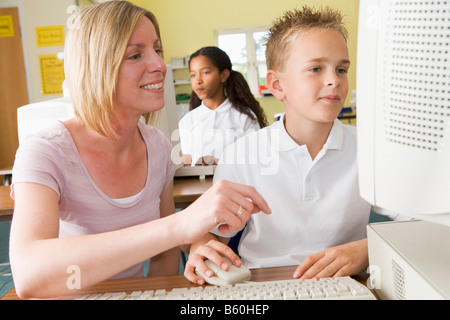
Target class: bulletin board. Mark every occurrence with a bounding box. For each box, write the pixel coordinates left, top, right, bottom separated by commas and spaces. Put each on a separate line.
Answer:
0, 15, 14, 37
39, 54, 64, 95
35, 25, 65, 47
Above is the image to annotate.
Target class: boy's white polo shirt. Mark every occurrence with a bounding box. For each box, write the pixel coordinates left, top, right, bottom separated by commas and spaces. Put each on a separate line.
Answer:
178, 98, 259, 165
212, 113, 371, 269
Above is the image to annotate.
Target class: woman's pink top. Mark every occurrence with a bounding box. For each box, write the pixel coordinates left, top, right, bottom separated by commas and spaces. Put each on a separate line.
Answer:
11, 120, 175, 279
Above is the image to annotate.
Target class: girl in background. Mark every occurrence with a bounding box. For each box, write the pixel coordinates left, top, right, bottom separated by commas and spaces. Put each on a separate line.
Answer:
179, 46, 268, 166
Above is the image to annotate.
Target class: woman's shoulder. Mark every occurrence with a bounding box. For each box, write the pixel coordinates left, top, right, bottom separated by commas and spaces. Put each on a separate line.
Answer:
139, 119, 164, 136
138, 120, 172, 148
20, 121, 72, 151
12, 122, 74, 194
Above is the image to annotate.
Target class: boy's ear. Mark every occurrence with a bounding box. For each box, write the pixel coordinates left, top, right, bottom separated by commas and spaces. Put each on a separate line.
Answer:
266, 70, 285, 100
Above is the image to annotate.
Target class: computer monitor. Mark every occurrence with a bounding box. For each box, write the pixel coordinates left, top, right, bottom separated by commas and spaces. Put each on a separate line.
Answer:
17, 96, 74, 144
357, 0, 450, 300
156, 64, 182, 146
357, 0, 450, 226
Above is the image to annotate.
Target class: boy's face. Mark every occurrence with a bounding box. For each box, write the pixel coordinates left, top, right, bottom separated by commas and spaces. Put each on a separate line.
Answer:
268, 28, 350, 125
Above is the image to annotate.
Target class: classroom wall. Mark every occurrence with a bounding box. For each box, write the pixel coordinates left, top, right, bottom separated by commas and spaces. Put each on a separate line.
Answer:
132, 0, 360, 122
1, 0, 360, 119
0, 0, 74, 103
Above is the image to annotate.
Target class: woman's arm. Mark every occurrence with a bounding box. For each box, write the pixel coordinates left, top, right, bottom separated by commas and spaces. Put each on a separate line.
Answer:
148, 181, 180, 276
10, 179, 270, 299
10, 182, 183, 298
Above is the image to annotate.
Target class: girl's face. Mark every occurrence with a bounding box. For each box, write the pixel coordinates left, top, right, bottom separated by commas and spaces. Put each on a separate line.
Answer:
115, 16, 167, 119
189, 55, 229, 109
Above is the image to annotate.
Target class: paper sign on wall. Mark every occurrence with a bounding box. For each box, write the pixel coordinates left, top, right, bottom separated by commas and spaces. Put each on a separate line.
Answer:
36, 25, 64, 47
39, 54, 64, 95
0, 15, 14, 38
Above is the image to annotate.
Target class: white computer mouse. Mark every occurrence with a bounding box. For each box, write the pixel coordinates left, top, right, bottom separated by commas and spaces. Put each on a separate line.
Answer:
195, 258, 251, 286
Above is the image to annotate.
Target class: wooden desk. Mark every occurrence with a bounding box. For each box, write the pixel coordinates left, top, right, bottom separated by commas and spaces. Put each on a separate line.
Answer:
0, 166, 12, 176
173, 176, 213, 208
0, 166, 12, 186
0, 185, 13, 221
0, 266, 295, 300
338, 110, 357, 124
0, 265, 372, 300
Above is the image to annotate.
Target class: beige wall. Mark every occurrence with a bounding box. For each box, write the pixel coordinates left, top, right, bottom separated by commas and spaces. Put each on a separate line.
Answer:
0, 0, 360, 120
0, 0, 74, 103
132, 0, 360, 122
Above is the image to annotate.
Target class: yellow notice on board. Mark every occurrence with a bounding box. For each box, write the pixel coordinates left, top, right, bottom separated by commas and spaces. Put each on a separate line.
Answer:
36, 25, 64, 47
39, 54, 65, 95
0, 15, 14, 38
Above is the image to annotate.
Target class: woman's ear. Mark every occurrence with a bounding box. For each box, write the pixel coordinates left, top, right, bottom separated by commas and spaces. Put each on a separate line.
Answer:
266, 70, 285, 100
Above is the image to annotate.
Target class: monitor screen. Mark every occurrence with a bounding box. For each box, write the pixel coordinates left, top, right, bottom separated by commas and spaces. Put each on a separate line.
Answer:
356, 0, 450, 225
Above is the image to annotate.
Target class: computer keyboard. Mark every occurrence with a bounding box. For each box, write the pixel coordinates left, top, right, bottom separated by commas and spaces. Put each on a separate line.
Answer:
77, 276, 376, 300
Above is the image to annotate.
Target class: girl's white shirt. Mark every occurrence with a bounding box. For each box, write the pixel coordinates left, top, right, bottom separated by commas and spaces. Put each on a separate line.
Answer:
178, 98, 260, 165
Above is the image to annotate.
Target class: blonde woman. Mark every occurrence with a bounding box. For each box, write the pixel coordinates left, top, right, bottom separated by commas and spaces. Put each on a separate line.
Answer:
9, 1, 269, 299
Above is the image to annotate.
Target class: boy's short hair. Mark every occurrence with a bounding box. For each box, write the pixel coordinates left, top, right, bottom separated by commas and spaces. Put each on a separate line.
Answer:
64, 1, 161, 137
265, 6, 348, 72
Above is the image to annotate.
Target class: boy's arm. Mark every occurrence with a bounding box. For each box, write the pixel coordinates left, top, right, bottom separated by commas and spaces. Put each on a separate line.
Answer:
293, 238, 369, 279
184, 233, 240, 285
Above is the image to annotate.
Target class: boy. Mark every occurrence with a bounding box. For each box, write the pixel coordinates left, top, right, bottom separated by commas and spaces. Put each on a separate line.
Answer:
184, 6, 402, 285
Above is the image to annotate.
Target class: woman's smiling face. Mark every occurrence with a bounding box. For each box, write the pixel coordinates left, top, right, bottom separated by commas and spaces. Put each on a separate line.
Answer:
115, 16, 167, 119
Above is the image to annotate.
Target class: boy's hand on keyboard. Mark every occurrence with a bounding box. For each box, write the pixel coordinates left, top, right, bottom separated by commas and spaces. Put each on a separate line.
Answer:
293, 238, 369, 280
184, 239, 241, 285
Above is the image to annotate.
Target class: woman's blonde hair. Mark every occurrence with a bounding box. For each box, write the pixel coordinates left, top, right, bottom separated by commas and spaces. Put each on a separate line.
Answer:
64, 1, 162, 137
266, 6, 348, 72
